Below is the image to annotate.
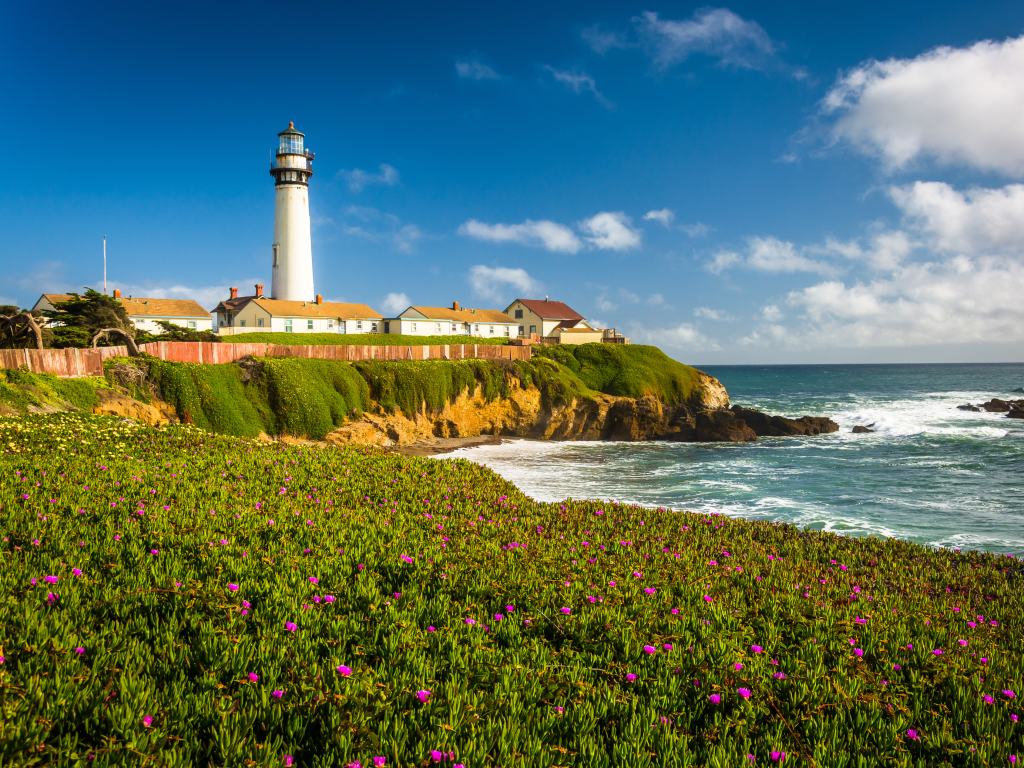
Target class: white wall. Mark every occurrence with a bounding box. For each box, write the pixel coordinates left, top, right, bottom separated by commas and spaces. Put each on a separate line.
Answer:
130, 316, 213, 334
266, 317, 381, 334
271, 183, 315, 302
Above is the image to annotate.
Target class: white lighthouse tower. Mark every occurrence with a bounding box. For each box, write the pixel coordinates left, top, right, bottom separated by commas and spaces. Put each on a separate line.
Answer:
270, 121, 315, 301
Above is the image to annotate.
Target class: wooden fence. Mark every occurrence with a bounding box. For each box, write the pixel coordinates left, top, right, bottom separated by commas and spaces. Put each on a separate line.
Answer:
0, 341, 532, 378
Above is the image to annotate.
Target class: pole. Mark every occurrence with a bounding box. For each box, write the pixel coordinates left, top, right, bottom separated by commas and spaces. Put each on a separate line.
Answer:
103, 235, 107, 295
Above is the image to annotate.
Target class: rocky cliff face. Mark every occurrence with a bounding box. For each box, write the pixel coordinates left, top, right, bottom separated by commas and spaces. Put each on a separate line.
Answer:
325, 371, 838, 448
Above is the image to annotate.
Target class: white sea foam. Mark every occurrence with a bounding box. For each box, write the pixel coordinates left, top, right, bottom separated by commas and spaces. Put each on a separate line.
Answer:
831, 391, 1014, 439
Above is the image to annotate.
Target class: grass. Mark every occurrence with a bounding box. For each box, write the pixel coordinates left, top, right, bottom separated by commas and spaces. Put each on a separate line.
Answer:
220, 333, 511, 347
533, 345, 704, 407
0, 413, 1020, 766
0, 369, 106, 415
105, 357, 595, 440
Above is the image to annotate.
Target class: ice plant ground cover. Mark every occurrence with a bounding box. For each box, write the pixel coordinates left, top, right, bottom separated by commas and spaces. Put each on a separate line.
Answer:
0, 414, 1021, 766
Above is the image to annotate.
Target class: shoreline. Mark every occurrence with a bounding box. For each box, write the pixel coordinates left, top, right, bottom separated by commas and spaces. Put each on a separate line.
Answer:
391, 434, 506, 457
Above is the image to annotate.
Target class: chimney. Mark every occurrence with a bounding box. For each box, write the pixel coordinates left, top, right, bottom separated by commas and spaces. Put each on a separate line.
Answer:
315, 293, 323, 304
255, 283, 264, 298
113, 289, 122, 299
229, 286, 238, 300
452, 300, 460, 311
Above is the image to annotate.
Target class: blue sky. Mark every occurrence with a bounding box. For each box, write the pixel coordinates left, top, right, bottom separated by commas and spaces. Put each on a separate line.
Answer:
2, 1, 1023, 364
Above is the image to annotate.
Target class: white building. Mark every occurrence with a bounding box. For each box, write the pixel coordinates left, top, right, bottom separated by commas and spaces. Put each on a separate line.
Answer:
384, 302, 518, 339
504, 298, 586, 338
270, 122, 316, 302
212, 286, 381, 334
32, 292, 212, 334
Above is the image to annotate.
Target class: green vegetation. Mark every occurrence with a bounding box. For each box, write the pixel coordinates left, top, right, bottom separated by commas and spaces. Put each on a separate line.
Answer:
221, 332, 510, 346
1, 413, 1021, 766
0, 369, 105, 415
105, 357, 594, 439
535, 344, 703, 406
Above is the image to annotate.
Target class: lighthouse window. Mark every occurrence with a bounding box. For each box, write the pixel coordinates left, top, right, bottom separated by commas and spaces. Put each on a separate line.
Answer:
272, 244, 279, 267
280, 135, 303, 155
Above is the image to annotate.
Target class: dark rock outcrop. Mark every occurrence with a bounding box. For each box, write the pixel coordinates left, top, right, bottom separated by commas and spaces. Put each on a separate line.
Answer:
694, 409, 758, 442
852, 425, 875, 433
957, 398, 1024, 419
729, 405, 839, 437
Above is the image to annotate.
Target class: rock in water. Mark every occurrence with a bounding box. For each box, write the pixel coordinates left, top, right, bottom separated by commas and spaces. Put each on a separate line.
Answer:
958, 404, 981, 412
693, 409, 757, 442
1008, 406, 1024, 419
729, 406, 840, 437
852, 425, 874, 433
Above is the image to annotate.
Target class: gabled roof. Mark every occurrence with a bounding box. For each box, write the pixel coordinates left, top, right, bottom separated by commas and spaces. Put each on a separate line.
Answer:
253, 298, 382, 320
120, 297, 210, 318
38, 293, 74, 305
401, 305, 516, 324
508, 298, 584, 322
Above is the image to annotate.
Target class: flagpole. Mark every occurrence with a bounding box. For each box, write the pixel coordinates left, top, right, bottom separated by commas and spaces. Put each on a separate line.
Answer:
103, 235, 107, 295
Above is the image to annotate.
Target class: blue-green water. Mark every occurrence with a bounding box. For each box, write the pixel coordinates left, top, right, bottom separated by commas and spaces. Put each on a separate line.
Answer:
450, 363, 1024, 554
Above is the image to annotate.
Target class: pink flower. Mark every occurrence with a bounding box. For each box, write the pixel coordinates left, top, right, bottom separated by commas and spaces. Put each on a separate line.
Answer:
932, 648, 943, 656
337, 665, 352, 677
284, 621, 297, 632
141, 715, 153, 728
228, 584, 239, 592
416, 689, 431, 703
248, 672, 259, 683
853, 648, 864, 657
1005, 690, 1017, 699
663, 643, 673, 651
72, 568, 82, 577
734, 662, 744, 671
984, 695, 995, 704
751, 644, 763, 654
560, 607, 571, 615
643, 645, 657, 655
770, 751, 786, 763
464, 618, 475, 625
150, 549, 159, 556
272, 689, 284, 699
74, 646, 85, 655
893, 664, 902, 671
703, 595, 713, 603
906, 728, 919, 741
44, 575, 58, 584
373, 759, 386, 767
737, 687, 752, 700
644, 587, 656, 595
625, 673, 638, 682
283, 757, 293, 767
708, 693, 721, 705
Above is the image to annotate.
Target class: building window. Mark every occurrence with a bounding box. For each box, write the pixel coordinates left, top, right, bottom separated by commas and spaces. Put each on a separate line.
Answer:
505, 327, 510, 337
257, 318, 264, 327
514, 309, 523, 319
518, 325, 524, 336
356, 320, 363, 330
411, 322, 417, 331
436, 323, 442, 332
451, 324, 457, 332
529, 324, 536, 334
307, 320, 314, 330
473, 325, 479, 333
371, 322, 378, 332
328, 320, 333, 329
240, 320, 247, 328
383, 321, 390, 333
489, 326, 494, 334
284, 320, 292, 332
187, 320, 197, 329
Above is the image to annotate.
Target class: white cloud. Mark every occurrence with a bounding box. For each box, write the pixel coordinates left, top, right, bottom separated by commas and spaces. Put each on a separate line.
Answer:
578, 211, 642, 251
634, 322, 720, 352
455, 58, 500, 81
458, 218, 582, 254
647, 293, 668, 307
822, 35, 1024, 175
338, 163, 400, 193
680, 222, 711, 238
706, 249, 740, 274
890, 181, 1024, 254
694, 306, 729, 321
581, 25, 628, 54
634, 9, 777, 71
380, 292, 411, 315
643, 208, 675, 227
594, 294, 617, 312
544, 66, 612, 107
761, 304, 783, 322
468, 265, 541, 302
746, 236, 834, 274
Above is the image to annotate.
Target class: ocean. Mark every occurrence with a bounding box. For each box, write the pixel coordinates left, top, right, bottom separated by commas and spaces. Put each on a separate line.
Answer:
449, 363, 1024, 555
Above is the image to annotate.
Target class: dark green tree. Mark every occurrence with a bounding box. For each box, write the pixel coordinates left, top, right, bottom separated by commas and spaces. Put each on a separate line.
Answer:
0, 306, 49, 349
44, 289, 140, 354
137, 320, 221, 344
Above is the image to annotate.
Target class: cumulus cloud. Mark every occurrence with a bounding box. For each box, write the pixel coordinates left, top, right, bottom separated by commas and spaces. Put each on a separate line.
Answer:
544, 66, 612, 107
634, 8, 778, 71
578, 212, 642, 251
380, 292, 411, 315
680, 222, 711, 238
706, 249, 740, 274
761, 304, 783, 322
822, 35, 1024, 175
458, 219, 582, 254
708, 237, 834, 275
337, 163, 400, 193
694, 306, 730, 321
468, 265, 541, 302
634, 322, 720, 352
455, 58, 500, 81
890, 181, 1024, 254
643, 208, 675, 227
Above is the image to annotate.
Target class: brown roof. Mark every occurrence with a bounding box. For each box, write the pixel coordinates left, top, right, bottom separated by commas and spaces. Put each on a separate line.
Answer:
510, 298, 584, 321
405, 305, 516, 324
120, 297, 210, 318
253, 298, 382, 320
559, 326, 602, 334
40, 293, 74, 305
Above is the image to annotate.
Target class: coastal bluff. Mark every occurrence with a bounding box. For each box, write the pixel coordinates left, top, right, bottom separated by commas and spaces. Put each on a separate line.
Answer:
1, 345, 838, 447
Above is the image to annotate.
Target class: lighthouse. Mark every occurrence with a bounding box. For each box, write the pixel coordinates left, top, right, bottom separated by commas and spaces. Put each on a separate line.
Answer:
270, 122, 315, 301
